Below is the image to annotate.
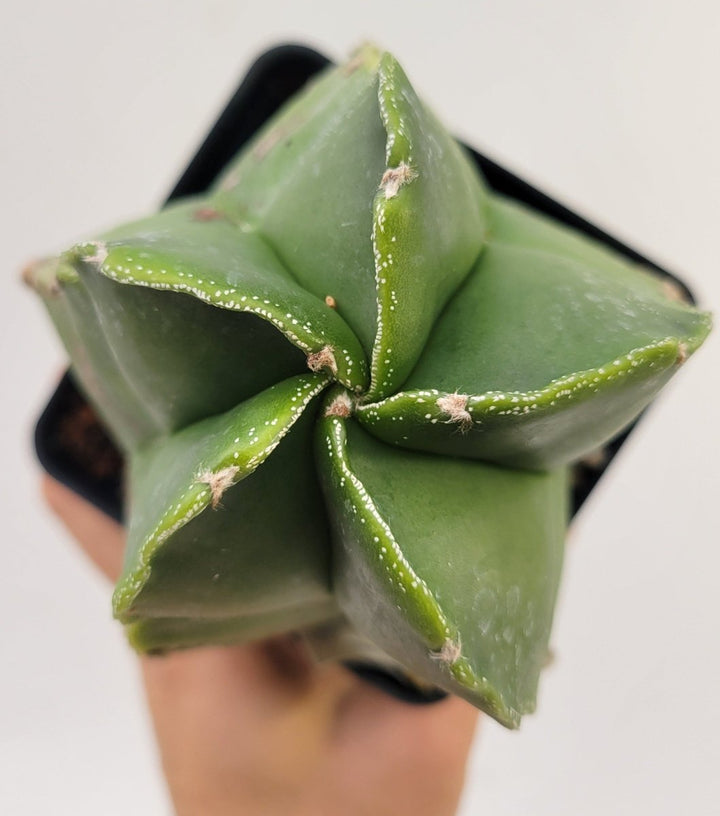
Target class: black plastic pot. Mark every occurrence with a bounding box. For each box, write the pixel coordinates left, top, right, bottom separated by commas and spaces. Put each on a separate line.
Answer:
34, 44, 697, 705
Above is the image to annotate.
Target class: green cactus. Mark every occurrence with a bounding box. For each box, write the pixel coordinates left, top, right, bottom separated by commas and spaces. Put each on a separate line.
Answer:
27, 45, 710, 728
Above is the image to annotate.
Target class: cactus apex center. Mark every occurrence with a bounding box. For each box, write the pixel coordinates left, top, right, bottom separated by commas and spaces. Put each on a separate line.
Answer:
380, 162, 418, 199
196, 466, 239, 509
325, 391, 353, 419
307, 345, 338, 376
436, 393, 473, 432
430, 638, 462, 665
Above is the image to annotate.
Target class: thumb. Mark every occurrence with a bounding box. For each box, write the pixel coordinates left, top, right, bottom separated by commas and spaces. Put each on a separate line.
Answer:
41, 475, 124, 582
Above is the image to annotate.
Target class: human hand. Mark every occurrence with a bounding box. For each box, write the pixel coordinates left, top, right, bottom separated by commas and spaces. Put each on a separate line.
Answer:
42, 476, 479, 816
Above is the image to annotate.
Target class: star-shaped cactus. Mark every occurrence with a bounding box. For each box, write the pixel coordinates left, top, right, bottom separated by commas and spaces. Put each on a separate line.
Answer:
27, 46, 710, 727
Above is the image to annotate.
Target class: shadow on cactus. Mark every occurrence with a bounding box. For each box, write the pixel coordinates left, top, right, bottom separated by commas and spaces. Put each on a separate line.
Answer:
27, 45, 711, 728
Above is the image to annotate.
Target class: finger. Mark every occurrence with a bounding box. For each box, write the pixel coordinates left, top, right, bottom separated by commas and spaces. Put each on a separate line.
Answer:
41, 475, 125, 582
330, 687, 480, 816
336, 673, 480, 750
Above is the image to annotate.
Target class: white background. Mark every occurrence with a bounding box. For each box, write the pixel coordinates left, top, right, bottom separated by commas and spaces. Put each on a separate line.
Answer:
1, 1, 718, 813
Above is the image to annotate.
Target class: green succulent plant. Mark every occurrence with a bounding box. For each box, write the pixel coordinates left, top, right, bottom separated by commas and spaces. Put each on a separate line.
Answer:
27, 45, 710, 728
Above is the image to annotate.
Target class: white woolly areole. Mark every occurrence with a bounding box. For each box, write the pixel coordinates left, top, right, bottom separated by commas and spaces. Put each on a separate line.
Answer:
324, 392, 353, 418
430, 638, 462, 665
380, 162, 418, 199
196, 466, 239, 509
307, 345, 338, 375
436, 393, 473, 431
